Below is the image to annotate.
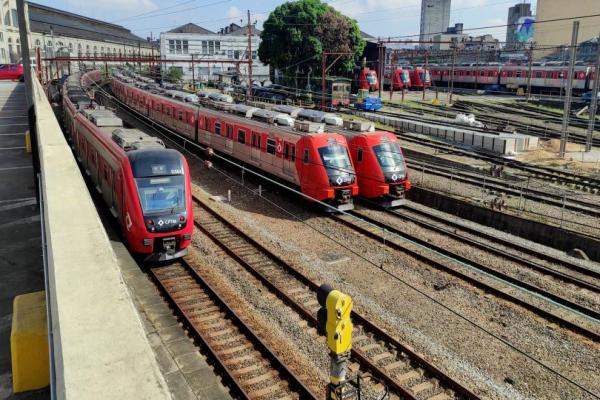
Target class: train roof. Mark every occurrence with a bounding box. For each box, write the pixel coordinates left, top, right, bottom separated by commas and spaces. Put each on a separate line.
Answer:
116, 77, 346, 139
128, 148, 184, 178
111, 128, 165, 151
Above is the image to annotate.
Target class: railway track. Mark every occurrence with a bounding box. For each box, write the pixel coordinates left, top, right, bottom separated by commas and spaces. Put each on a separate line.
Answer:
150, 260, 319, 399
192, 194, 481, 400
404, 157, 600, 217
332, 210, 600, 342
393, 203, 600, 289
396, 132, 600, 192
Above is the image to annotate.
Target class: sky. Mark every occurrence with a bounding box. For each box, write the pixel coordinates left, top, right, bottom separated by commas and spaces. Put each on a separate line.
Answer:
34, 0, 536, 42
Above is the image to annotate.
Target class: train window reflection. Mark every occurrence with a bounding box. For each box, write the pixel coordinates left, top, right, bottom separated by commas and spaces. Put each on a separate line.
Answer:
372, 142, 405, 172
136, 175, 185, 213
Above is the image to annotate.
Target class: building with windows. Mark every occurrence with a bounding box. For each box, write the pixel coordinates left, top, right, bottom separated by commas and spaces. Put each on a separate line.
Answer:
419, 0, 451, 48
159, 22, 269, 84
505, 3, 532, 49
0, 1, 155, 65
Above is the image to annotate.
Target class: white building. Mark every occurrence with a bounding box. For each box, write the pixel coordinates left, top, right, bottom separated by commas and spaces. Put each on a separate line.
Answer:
420, 0, 451, 48
159, 22, 269, 84
0, 1, 155, 65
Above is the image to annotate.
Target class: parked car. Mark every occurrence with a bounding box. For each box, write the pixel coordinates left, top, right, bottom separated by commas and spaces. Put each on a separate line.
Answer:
0, 64, 23, 81
582, 91, 600, 104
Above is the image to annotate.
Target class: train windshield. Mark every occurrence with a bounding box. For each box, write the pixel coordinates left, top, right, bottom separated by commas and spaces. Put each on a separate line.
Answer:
420, 71, 431, 82
373, 142, 406, 173
400, 71, 410, 82
367, 72, 378, 85
136, 175, 186, 214
318, 143, 355, 186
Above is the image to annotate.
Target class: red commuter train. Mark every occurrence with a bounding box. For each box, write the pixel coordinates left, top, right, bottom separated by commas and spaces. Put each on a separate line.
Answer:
383, 68, 411, 91
409, 67, 431, 89
111, 74, 359, 211
337, 122, 411, 207
356, 68, 379, 92
62, 71, 193, 261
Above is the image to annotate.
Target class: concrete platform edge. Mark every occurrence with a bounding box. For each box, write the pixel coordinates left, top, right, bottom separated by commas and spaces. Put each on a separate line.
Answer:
33, 78, 172, 399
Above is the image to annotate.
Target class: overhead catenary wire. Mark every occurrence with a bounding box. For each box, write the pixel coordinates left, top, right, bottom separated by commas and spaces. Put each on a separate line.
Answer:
89, 78, 600, 399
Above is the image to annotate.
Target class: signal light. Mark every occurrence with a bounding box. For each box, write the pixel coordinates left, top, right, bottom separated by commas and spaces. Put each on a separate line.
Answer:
179, 215, 185, 222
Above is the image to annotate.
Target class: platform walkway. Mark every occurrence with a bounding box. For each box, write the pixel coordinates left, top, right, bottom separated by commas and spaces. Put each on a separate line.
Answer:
0, 82, 46, 399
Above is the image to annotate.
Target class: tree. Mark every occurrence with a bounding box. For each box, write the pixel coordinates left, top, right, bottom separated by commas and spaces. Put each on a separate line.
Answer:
258, 0, 365, 86
166, 66, 183, 83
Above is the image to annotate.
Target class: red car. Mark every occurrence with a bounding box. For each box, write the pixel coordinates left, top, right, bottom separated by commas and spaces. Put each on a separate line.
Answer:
0, 64, 23, 80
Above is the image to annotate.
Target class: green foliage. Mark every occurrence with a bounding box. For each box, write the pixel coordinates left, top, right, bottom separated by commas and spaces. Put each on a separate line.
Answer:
166, 66, 183, 82
258, 0, 365, 85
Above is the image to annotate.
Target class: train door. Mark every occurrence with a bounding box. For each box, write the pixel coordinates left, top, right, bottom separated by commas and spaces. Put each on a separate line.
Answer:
224, 124, 234, 154
251, 131, 261, 162
101, 161, 113, 207
111, 170, 123, 220
204, 116, 211, 143
283, 142, 296, 176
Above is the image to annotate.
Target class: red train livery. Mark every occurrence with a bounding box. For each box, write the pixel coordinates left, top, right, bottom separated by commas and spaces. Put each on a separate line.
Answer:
62, 71, 193, 261
111, 76, 359, 210
409, 67, 431, 89
338, 124, 411, 207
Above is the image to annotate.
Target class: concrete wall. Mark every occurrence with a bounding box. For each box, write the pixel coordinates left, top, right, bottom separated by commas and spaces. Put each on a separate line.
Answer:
32, 76, 172, 399
534, 0, 600, 59
407, 186, 600, 261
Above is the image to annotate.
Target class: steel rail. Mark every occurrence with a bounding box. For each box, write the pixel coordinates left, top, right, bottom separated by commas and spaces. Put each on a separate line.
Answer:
396, 132, 600, 191
150, 260, 319, 400
192, 194, 481, 400
335, 211, 600, 342
397, 204, 600, 282
405, 159, 600, 217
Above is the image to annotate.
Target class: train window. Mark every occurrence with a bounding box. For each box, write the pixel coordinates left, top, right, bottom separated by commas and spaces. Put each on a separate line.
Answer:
266, 139, 276, 155
290, 145, 296, 161
103, 164, 109, 181
204, 116, 210, 130
303, 149, 309, 164
178, 111, 183, 121
226, 125, 233, 139
536, 71, 543, 78
516, 71, 521, 78
215, 122, 221, 135
357, 149, 363, 162
284, 143, 289, 159
237, 130, 246, 144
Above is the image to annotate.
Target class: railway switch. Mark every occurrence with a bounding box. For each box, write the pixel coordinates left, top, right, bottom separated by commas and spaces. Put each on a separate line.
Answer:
317, 284, 357, 399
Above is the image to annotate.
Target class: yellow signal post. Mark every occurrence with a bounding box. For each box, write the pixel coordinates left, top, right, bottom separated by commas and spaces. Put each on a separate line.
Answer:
317, 284, 355, 399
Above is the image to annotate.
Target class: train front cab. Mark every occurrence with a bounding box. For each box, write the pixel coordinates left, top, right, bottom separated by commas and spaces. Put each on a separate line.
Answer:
297, 135, 358, 212
124, 149, 193, 261
348, 132, 410, 208
392, 69, 411, 91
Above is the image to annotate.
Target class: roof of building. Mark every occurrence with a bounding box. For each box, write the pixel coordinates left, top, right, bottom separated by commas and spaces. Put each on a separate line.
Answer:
28, 2, 153, 48
218, 23, 261, 36
167, 23, 215, 34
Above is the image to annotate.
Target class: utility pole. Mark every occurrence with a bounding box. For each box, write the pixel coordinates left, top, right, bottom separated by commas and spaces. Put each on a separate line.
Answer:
422, 50, 428, 100
559, 21, 579, 158
585, 33, 600, 152
246, 9, 253, 99
16, 0, 33, 106
321, 53, 327, 110
526, 42, 534, 100
377, 42, 384, 99
191, 54, 196, 91
449, 42, 457, 104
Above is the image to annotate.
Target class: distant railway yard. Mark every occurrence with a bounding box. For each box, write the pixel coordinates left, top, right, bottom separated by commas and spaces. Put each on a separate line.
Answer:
64, 67, 600, 400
